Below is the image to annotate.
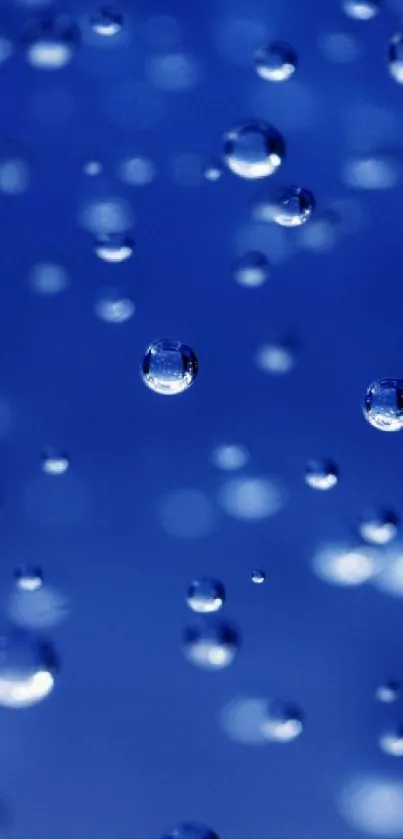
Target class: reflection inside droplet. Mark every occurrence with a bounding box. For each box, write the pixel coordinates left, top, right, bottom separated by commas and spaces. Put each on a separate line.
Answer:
141, 339, 198, 396
0, 629, 56, 708
223, 120, 285, 180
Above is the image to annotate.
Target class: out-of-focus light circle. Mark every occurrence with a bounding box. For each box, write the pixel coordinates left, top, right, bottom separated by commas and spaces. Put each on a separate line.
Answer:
371, 548, 403, 597
364, 379, 403, 432
338, 775, 403, 837
297, 210, 339, 253
379, 729, 403, 757
313, 543, 381, 586
376, 681, 400, 703
117, 156, 156, 186
83, 160, 103, 176
255, 41, 297, 82
0, 630, 56, 708
218, 476, 286, 521
79, 196, 134, 235
223, 120, 285, 180
141, 339, 198, 396
359, 511, 398, 545
186, 579, 225, 614
305, 459, 339, 491
7, 584, 69, 630
343, 155, 401, 190
319, 32, 362, 63
146, 52, 201, 91
203, 161, 223, 182
0, 158, 30, 194
233, 251, 269, 287
94, 288, 135, 323
211, 444, 249, 471
219, 696, 302, 744
23, 16, 78, 70
343, 0, 380, 19
94, 233, 134, 263
254, 342, 296, 375
183, 622, 240, 670
28, 262, 69, 295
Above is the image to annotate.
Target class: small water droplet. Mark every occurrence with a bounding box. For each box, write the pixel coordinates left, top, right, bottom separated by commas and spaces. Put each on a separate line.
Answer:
262, 700, 304, 742
183, 622, 240, 670
211, 444, 249, 471
254, 341, 296, 374
233, 251, 269, 287
28, 262, 70, 295
94, 288, 135, 323
186, 579, 225, 614
305, 459, 339, 491
379, 727, 403, 757
41, 451, 69, 476
255, 41, 297, 82
0, 629, 56, 708
14, 566, 43, 593
91, 6, 123, 37
376, 681, 400, 703
223, 120, 285, 180
141, 339, 198, 396
83, 160, 103, 176
364, 379, 403, 431
23, 15, 78, 70
251, 569, 266, 584
94, 233, 134, 263
389, 34, 403, 84
266, 186, 315, 227
203, 161, 223, 182
117, 156, 156, 186
359, 510, 398, 545
343, 0, 380, 19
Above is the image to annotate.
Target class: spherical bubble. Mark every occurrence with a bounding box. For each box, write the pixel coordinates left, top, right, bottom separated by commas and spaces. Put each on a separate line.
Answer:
161, 823, 219, 839
41, 451, 69, 475
94, 233, 134, 263
203, 161, 223, 182
14, 566, 43, 593
266, 186, 315, 227
186, 579, 225, 614
83, 160, 103, 176
183, 622, 240, 670
94, 288, 135, 323
0, 629, 56, 708
218, 476, 286, 521
389, 35, 403, 84
364, 379, 403, 432
79, 196, 134, 235
28, 262, 69, 295
146, 52, 201, 91
0, 158, 30, 195
343, 0, 379, 18
141, 339, 198, 396
91, 6, 123, 37
211, 444, 249, 471
255, 41, 297, 82
23, 15, 78, 70
223, 120, 285, 180
254, 342, 296, 375
117, 156, 156, 186
380, 728, 403, 757
343, 155, 401, 190
305, 459, 339, 491
313, 543, 381, 586
338, 775, 403, 837
261, 700, 304, 743
233, 251, 269, 288
376, 681, 401, 703
319, 32, 362, 63
359, 511, 398, 545
251, 569, 266, 584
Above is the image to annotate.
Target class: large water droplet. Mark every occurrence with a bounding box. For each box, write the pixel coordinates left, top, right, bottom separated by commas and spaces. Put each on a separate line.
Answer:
183, 622, 240, 670
305, 459, 339, 491
255, 41, 297, 82
141, 339, 198, 396
223, 120, 285, 179
23, 15, 78, 69
267, 186, 315, 227
186, 579, 225, 614
161, 824, 219, 839
0, 629, 56, 708
364, 379, 403, 431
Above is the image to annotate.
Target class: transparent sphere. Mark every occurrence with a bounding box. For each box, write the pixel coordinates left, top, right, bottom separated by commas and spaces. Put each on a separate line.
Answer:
161, 824, 219, 839
186, 579, 225, 614
379, 728, 403, 757
376, 681, 401, 703
223, 120, 285, 180
251, 569, 266, 584
203, 161, 223, 182
261, 700, 304, 742
389, 35, 403, 84
359, 510, 398, 545
94, 233, 134, 263
268, 186, 315, 227
183, 622, 240, 670
233, 251, 269, 287
141, 339, 198, 396
255, 41, 297, 82
305, 459, 339, 491
211, 444, 249, 471
94, 288, 135, 323
14, 566, 43, 593
0, 629, 56, 708
23, 15, 78, 69
91, 6, 123, 37
364, 379, 403, 431
343, 0, 380, 19
41, 451, 69, 475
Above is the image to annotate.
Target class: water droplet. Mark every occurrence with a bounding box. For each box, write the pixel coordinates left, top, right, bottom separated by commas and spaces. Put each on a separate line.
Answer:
251, 569, 266, 584
261, 700, 304, 742
23, 15, 78, 69
305, 459, 339, 491
161, 824, 219, 839
28, 262, 70, 295
267, 186, 315, 227
389, 35, 403, 84
83, 160, 103, 176
343, 155, 401, 190
313, 543, 380, 586
203, 161, 223, 182
41, 451, 69, 475
0, 629, 56, 708
0, 158, 30, 194
183, 622, 240, 670
94, 233, 134, 263
343, 0, 380, 19
218, 476, 286, 520
380, 728, 403, 757
14, 566, 43, 593
141, 339, 198, 396
117, 156, 156, 186
364, 379, 403, 432
233, 251, 269, 287
359, 511, 398, 545
254, 341, 296, 374
186, 579, 225, 614
223, 120, 285, 180
211, 444, 249, 471
376, 681, 400, 703
94, 288, 135, 323
255, 41, 297, 82
91, 6, 123, 37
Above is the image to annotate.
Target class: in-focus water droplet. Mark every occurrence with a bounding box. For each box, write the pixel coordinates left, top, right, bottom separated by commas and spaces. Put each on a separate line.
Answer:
255, 41, 297, 82
380, 727, 403, 757
251, 569, 266, 584
23, 15, 78, 69
94, 233, 134, 263
223, 120, 285, 180
141, 339, 198, 396
183, 622, 240, 670
186, 579, 225, 614
262, 700, 304, 742
389, 35, 403, 84
0, 629, 56, 708
161, 823, 219, 839
91, 6, 123, 37
305, 459, 339, 491
41, 451, 69, 475
376, 681, 400, 703
14, 566, 43, 593
94, 288, 135, 323
203, 161, 223, 182
211, 444, 249, 471
364, 379, 403, 431
233, 251, 269, 287
359, 510, 398, 545
254, 341, 296, 374
343, 0, 380, 19
267, 186, 315, 227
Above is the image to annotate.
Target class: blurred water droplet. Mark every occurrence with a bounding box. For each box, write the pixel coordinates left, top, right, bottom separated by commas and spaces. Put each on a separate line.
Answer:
7, 583, 69, 630
28, 262, 69, 295
319, 32, 362, 63
305, 459, 339, 491
359, 511, 398, 545
364, 379, 403, 432
23, 15, 78, 69
0, 629, 56, 708
211, 444, 249, 471
223, 120, 285, 180
94, 233, 134, 263
343, 0, 380, 18
379, 728, 403, 757
14, 566, 43, 593
297, 210, 339, 253
389, 35, 403, 84
0, 158, 30, 194
203, 161, 223, 182
91, 6, 123, 37
0, 37, 13, 66
233, 251, 269, 287
41, 451, 69, 475
147, 52, 201, 91
117, 156, 156, 186
255, 41, 297, 82
218, 476, 286, 520
313, 543, 381, 586
376, 681, 400, 703
343, 155, 401, 190
186, 579, 225, 614
161, 823, 219, 839
251, 569, 266, 584
254, 341, 296, 375
94, 288, 135, 323
79, 196, 134, 235
141, 339, 198, 396
338, 775, 403, 837
83, 159, 103, 176
183, 622, 240, 670
261, 700, 304, 743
